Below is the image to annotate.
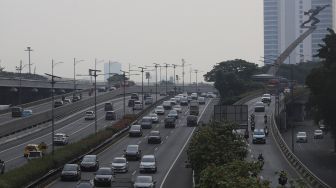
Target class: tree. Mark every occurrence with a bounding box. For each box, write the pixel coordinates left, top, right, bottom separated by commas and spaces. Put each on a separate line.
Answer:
306, 28, 336, 151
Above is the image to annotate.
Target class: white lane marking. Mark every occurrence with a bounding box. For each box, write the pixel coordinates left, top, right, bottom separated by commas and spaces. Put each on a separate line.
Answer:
165, 136, 169, 140
137, 140, 142, 144
160, 99, 212, 188
154, 147, 158, 151
132, 170, 136, 175
0, 98, 127, 155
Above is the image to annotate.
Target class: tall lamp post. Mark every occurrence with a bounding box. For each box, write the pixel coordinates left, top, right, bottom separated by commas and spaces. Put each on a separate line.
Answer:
45, 59, 63, 155
91, 59, 104, 134
73, 58, 84, 98
25, 47, 33, 74
194, 69, 198, 93
15, 60, 29, 107
172, 64, 179, 94
138, 67, 147, 108
153, 63, 160, 102
164, 63, 170, 95
120, 70, 129, 117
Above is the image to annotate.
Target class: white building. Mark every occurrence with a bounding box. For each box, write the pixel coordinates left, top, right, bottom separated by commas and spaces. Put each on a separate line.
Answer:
104, 62, 122, 81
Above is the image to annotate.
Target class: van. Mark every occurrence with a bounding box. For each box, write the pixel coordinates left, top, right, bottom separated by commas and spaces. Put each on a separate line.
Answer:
131, 93, 139, 100
133, 101, 143, 110
104, 102, 114, 111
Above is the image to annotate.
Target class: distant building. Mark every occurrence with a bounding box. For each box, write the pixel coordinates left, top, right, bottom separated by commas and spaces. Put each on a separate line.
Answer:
263, 0, 334, 64
104, 62, 121, 81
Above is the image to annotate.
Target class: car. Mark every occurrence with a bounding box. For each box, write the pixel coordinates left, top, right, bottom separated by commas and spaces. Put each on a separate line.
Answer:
314, 129, 323, 139
187, 115, 198, 127
144, 93, 151, 99
61, 164, 81, 181
197, 97, 205, 105
129, 125, 143, 137
141, 116, 153, 129
318, 120, 328, 131
131, 93, 139, 100
76, 180, 94, 188
64, 98, 72, 104
173, 105, 182, 113
80, 155, 99, 171
163, 101, 172, 110
111, 157, 128, 173
296, 132, 308, 143
54, 100, 64, 108
104, 102, 114, 111
24, 144, 39, 157
254, 102, 265, 112
252, 129, 266, 144
145, 97, 153, 105
109, 87, 117, 91
85, 111, 95, 120
167, 109, 178, 119
284, 88, 291, 94
147, 131, 162, 144
27, 151, 43, 160
139, 155, 157, 173
159, 92, 166, 96
148, 113, 159, 123
72, 95, 81, 102
170, 98, 177, 106
261, 94, 271, 103
180, 97, 188, 106
124, 145, 141, 161
164, 117, 176, 128
154, 106, 165, 115
22, 109, 33, 117
53, 133, 69, 145
191, 93, 198, 100
175, 96, 181, 103
187, 96, 192, 102
11, 106, 23, 117
133, 100, 143, 110
133, 176, 156, 188
94, 167, 114, 187
200, 92, 207, 97
206, 92, 215, 98
105, 111, 116, 120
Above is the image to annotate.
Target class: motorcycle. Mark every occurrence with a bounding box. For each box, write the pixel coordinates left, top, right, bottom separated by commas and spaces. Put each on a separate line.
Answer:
251, 122, 255, 131
0, 160, 5, 174
264, 126, 269, 136
264, 115, 267, 124
257, 155, 264, 170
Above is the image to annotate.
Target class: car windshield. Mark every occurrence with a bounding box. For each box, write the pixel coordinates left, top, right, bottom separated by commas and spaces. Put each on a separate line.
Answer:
142, 157, 155, 162
96, 168, 112, 175
54, 134, 64, 138
113, 158, 126, 163
136, 176, 152, 183
82, 156, 95, 162
130, 126, 140, 131
297, 132, 306, 136
86, 112, 93, 115
28, 152, 41, 158
127, 145, 138, 152
156, 106, 163, 109
254, 131, 264, 135
173, 105, 181, 108
149, 131, 159, 136
142, 117, 152, 122
63, 164, 77, 171
315, 130, 322, 133
169, 110, 177, 115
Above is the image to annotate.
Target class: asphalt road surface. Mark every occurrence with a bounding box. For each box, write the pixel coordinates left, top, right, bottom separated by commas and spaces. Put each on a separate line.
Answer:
46, 98, 214, 188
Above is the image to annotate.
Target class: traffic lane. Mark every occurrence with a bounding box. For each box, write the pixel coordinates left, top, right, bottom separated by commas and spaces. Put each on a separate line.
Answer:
0, 98, 128, 171
282, 121, 336, 186
247, 98, 298, 187
161, 99, 216, 188
47, 100, 203, 188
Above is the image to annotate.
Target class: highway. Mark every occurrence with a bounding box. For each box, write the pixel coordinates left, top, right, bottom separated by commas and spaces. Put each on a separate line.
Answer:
46, 98, 214, 188
0, 94, 163, 172
246, 97, 299, 187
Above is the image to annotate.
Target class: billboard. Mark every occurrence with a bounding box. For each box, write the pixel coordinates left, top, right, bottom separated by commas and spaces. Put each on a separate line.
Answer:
213, 105, 248, 128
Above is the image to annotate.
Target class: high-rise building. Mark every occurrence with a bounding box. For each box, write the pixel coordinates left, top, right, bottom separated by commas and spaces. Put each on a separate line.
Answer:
104, 62, 122, 81
263, 0, 333, 64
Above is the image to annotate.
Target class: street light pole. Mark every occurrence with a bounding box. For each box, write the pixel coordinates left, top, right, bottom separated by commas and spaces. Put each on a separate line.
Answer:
164, 63, 169, 95
138, 67, 146, 108
194, 69, 198, 93
153, 63, 159, 102
121, 70, 128, 117
73, 58, 84, 98
172, 64, 178, 95
92, 59, 102, 134
181, 59, 185, 92
25, 47, 33, 74
15, 61, 24, 107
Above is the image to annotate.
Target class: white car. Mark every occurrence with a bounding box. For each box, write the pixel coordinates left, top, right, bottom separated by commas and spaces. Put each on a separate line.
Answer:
154, 106, 165, 115
296, 132, 307, 143
198, 97, 206, 105
170, 98, 177, 105
85, 111, 95, 120
191, 93, 198, 100
139, 155, 157, 173
53, 133, 69, 145
168, 110, 178, 119
111, 157, 128, 173
134, 100, 143, 110
149, 113, 159, 123
313, 129, 323, 139
173, 105, 182, 113
261, 94, 271, 103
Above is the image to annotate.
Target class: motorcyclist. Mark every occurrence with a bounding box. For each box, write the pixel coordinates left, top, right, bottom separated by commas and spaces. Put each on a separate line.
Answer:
250, 113, 255, 121
258, 153, 264, 161
264, 125, 269, 136
264, 114, 267, 124
278, 170, 288, 185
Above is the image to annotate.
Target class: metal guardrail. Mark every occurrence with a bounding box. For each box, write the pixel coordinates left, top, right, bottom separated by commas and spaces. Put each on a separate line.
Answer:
271, 102, 331, 188
25, 95, 169, 188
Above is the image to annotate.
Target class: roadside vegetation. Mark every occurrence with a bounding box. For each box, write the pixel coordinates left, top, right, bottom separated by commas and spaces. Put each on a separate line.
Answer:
0, 115, 136, 188
187, 122, 270, 188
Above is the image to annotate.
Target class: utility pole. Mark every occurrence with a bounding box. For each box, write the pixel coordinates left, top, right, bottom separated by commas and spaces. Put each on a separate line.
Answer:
194, 69, 198, 93
189, 67, 192, 85
25, 47, 33, 74
92, 59, 102, 134
153, 63, 159, 102
73, 58, 84, 98
121, 70, 128, 117
45, 59, 63, 156
172, 64, 178, 95
181, 59, 185, 92
164, 63, 170, 95
138, 67, 146, 108
289, 54, 295, 153
15, 60, 24, 107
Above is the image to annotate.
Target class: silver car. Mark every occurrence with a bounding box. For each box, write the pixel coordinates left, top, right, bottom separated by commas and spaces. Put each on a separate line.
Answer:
133, 176, 156, 188
296, 132, 307, 143
111, 157, 128, 173
139, 155, 157, 173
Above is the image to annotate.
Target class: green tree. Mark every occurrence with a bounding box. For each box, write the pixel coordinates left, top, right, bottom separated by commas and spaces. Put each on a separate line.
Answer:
199, 161, 269, 188
306, 28, 336, 151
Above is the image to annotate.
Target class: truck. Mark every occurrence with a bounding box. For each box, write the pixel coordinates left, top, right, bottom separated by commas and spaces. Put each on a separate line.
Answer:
189, 101, 199, 116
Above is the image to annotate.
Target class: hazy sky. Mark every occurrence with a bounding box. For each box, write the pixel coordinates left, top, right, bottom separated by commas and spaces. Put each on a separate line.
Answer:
0, 0, 263, 82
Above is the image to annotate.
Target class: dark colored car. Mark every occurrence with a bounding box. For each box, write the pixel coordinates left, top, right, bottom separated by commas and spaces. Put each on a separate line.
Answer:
144, 93, 151, 99
54, 100, 64, 108
94, 167, 114, 187
73, 95, 81, 102
164, 117, 176, 128
104, 102, 114, 111
61, 164, 81, 181
128, 99, 135, 107
141, 117, 153, 129
76, 180, 94, 188
131, 93, 139, 100
80, 155, 99, 171
105, 111, 116, 120
147, 131, 162, 144
187, 115, 198, 127
11, 107, 23, 117
124, 145, 141, 161
129, 125, 143, 137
